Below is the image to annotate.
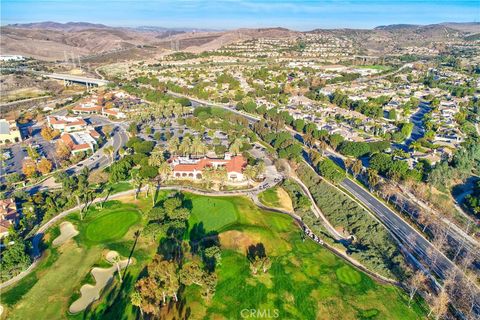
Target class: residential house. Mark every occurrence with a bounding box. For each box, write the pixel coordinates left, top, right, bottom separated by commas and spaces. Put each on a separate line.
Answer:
0, 198, 19, 238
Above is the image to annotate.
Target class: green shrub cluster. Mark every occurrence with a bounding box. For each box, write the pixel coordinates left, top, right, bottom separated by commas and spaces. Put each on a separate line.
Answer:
296, 164, 408, 280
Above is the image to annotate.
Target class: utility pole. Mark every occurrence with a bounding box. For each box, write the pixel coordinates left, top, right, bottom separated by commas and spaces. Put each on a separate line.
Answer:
70, 52, 76, 68
63, 50, 69, 66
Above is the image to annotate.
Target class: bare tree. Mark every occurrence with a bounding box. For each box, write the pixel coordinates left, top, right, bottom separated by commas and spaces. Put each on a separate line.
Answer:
416, 209, 432, 233
428, 288, 449, 320
407, 270, 426, 307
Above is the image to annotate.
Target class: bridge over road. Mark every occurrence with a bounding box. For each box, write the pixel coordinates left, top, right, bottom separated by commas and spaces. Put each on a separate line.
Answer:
42, 73, 109, 87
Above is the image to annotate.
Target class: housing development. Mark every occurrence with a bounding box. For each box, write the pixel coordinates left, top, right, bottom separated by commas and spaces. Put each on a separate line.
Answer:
0, 3, 479, 320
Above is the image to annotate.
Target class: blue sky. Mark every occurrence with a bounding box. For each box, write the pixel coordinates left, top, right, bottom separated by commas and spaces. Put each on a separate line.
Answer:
1, 0, 479, 30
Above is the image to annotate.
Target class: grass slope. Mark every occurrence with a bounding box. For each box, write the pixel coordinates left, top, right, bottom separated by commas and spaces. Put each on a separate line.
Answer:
182, 195, 427, 320
3, 199, 148, 320
6, 244, 102, 320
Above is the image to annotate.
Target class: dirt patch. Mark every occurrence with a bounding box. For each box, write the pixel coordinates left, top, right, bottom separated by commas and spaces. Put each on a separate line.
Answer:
52, 222, 79, 247
276, 187, 294, 212
69, 251, 134, 314
219, 230, 263, 253
112, 194, 138, 204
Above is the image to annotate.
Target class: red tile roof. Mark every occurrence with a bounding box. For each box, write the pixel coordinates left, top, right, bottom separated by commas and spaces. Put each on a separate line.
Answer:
48, 116, 87, 126
60, 133, 91, 151
172, 156, 246, 173
72, 105, 102, 112
0, 198, 18, 223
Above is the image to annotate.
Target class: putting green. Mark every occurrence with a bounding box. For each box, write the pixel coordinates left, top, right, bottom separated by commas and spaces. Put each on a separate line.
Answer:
85, 210, 140, 243
188, 196, 238, 232
336, 265, 362, 285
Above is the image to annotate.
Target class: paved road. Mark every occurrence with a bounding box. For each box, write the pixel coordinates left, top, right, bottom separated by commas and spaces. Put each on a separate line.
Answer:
405, 101, 430, 145
341, 178, 480, 315
171, 93, 479, 296
20, 116, 129, 193
167, 91, 261, 123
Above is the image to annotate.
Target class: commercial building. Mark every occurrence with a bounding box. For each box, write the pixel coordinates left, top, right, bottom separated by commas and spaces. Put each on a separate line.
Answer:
102, 107, 127, 119
72, 104, 102, 115
60, 129, 100, 155
47, 116, 88, 133
0, 119, 22, 145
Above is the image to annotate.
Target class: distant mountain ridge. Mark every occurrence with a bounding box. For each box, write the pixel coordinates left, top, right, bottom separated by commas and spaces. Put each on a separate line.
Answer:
2, 21, 478, 61
375, 24, 421, 30
7, 21, 110, 31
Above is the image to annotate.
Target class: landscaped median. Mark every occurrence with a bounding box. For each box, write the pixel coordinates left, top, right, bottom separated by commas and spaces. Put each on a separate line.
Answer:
295, 163, 409, 280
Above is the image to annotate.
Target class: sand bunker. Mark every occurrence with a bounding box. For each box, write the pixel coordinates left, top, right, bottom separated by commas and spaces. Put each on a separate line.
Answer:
69, 251, 134, 314
52, 222, 79, 247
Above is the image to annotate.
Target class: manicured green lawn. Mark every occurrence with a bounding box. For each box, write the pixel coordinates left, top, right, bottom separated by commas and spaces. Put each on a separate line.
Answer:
3, 199, 150, 320
71, 201, 142, 246
358, 64, 392, 71
6, 244, 102, 320
108, 181, 133, 193
336, 265, 362, 285
85, 210, 140, 243
3, 194, 427, 320
258, 187, 280, 207
187, 195, 239, 233
181, 195, 427, 320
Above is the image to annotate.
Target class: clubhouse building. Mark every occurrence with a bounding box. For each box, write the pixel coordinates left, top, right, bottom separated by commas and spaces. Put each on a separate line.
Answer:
170, 153, 247, 182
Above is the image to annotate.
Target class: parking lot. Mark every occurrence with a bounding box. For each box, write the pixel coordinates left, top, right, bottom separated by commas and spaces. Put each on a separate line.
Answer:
1, 123, 60, 179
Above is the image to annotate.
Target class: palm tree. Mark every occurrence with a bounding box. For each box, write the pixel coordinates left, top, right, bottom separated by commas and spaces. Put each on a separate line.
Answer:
101, 185, 112, 208
410, 141, 422, 152
304, 133, 315, 147
118, 147, 126, 159
229, 139, 242, 155
158, 161, 172, 182
168, 137, 180, 156
344, 158, 353, 174
216, 167, 228, 189
173, 105, 183, 118
318, 140, 328, 155
191, 136, 203, 157
112, 254, 123, 283
179, 137, 192, 156
131, 169, 142, 199
104, 145, 115, 164
352, 159, 363, 179
367, 168, 380, 191
255, 161, 266, 177
148, 151, 164, 167
74, 188, 84, 219
147, 179, 157, 206
124, 230, 141, 279
243, 165, 256, 185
